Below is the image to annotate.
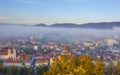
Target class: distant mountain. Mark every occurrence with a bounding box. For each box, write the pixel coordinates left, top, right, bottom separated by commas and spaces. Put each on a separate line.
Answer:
50, 23, 80, 28
0, 23, 26, 26
80, 22, 120, 29
35, 23, 47, 27
1, 22, 120, 30
35, 22, 120, 29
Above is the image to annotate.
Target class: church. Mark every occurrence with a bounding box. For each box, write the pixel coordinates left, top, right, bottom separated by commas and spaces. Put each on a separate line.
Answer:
0, 47, 17, 60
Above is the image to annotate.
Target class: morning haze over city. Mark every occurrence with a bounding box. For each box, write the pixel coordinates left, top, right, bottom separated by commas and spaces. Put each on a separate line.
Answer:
0, 0, 120, 75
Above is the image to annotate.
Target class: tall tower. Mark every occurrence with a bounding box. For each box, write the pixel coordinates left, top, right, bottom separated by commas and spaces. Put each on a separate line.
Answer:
8, 49, 11, 58
13, 48, 16, 59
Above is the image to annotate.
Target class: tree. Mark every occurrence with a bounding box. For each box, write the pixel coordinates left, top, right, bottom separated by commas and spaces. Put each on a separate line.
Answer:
27, 67, 33, 75
74, 66, 87, 75
0, 63, 5, 72
78, 56, 95, 75
94, 59, 105, 75
20, 67, 27, 75
117, 61, 120, 75
44, 55, 96, 75
7, 66, 18, 75
37, 65, 48, 75
106, 61, 115, 75
16, 67, 21, 75
7, 67, 21, 75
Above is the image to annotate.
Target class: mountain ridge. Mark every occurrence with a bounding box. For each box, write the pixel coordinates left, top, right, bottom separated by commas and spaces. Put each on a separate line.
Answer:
35, 22, 120, 29
1, 22, 120, 29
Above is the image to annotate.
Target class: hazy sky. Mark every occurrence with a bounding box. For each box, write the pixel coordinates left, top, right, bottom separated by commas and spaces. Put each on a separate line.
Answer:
0, 0, 120, 25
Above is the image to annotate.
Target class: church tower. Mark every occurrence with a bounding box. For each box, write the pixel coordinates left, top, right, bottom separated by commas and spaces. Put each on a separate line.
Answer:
8, 49, 11, 58
13, 48, 17, 59
8, 48, 17, 59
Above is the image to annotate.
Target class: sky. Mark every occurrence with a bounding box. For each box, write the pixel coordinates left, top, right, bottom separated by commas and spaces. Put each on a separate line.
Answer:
0, 0, 120, 25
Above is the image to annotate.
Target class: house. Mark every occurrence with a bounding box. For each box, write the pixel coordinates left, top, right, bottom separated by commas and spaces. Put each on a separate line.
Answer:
0, 51, 9, 59
35, 59, 49, 66
3, 59, 22, 67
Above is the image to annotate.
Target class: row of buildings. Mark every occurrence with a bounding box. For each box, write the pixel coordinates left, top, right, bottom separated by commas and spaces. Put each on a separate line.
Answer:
0, 37, 120, 68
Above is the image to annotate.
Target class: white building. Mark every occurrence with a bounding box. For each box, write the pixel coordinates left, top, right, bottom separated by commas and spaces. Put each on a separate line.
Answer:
105, 39, 118, 46
33, 45, 38, 51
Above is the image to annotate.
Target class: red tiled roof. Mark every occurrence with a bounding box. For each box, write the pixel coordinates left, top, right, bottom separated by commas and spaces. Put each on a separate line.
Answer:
4, 59, 21, 63
0, 52, 8, 55
35, 53, 43, 56
24, 54, 31, 62
24, 60, 30, 63
18, 53, 25, 58
14, 46, 19, 50
0, 50, 8, 52
36, 59, 48, 63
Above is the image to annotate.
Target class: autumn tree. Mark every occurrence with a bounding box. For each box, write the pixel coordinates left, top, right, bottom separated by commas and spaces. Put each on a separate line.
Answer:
44, 55, 97, 75
117, 61, 120, 75
106, 61, 115, 75
27, 67, 33, 75
77, 56, 95, 75
0, 63, 5, 72
7, 66, 18, 75
94, 59, 105, 75
37, 65, 48, 75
